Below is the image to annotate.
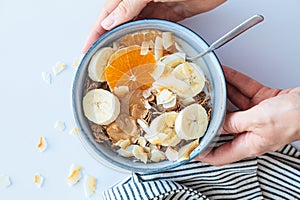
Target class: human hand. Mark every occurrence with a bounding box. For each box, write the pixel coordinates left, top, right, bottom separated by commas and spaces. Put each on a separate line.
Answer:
196, 66, 300, 166
82, 0, 226, 53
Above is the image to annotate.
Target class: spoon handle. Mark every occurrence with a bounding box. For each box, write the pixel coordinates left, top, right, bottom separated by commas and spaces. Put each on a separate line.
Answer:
188, 15, 264, 61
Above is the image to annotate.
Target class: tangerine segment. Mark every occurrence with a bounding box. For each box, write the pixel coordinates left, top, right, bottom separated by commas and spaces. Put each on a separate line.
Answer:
117, 64, 156, 91
105, 46, 156, 91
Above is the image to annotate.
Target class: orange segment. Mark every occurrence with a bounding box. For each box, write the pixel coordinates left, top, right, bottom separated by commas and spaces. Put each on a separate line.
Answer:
105, 45, 157, 91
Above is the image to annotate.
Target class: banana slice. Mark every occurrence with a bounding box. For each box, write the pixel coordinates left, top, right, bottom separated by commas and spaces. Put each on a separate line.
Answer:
88, 47, 115, 82
159, 52, 185, 69
175, 104, 208, 140
172, 62, 205, 97
148, 112, 181, 146
82, 89, 120, 125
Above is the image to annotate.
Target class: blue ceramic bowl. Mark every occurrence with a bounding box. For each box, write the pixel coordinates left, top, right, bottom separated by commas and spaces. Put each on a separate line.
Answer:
72, 19, 226, 173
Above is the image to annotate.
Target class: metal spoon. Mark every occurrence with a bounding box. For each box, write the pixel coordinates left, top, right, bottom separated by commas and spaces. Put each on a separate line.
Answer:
186, 15, 264, 61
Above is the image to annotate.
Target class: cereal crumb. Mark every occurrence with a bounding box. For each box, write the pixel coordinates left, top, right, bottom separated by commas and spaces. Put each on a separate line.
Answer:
37, 136, 47, 152
33, 173, 44, 188
54, 120, 66, 132
41, 72, 52, 84
0, 175, 11, 188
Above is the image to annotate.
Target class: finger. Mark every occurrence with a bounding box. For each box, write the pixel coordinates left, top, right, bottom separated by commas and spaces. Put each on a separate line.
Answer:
222, 66, 263, 98
195, 134, 252, 166
226, 82, 252, 110
223, 107, 258, 134
82, 0, 122, 53
101, 0, 149, 30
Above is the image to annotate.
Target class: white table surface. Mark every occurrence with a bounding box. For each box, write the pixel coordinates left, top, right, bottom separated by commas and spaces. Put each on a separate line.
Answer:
1, 0, 299, 199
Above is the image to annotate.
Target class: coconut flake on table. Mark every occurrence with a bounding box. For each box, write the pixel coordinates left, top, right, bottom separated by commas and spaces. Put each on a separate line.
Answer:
37, 136, 47, 152
52, 61, 66, 76
41, 72, 52, 85
69, 127, 80, 136
54, 120, 66, 132
84, 175, 97, 197
33, 173, 44, 188
72, 55, 83, 68
67, 164, 82, 186
0, 175, 11, 188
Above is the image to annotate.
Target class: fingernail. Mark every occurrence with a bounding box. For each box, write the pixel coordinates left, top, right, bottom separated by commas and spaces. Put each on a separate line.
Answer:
101, 15, 115, 29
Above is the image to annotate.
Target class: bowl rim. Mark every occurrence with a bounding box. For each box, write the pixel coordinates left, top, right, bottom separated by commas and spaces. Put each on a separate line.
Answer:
72, 19, 227, 173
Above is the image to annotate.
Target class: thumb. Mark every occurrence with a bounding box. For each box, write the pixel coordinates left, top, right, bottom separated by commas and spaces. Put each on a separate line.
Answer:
101, 0, 149, 30
223, 108, 257, 134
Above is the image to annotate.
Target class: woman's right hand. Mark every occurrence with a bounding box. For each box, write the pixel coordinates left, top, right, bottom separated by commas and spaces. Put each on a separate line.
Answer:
196, 66, 300, 166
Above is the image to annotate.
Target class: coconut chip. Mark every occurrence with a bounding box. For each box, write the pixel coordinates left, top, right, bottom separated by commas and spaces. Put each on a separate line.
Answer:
0, 175, 11, 188
117, 145, 134, 158
52, 61, 66, 76
178, 140, 199, 161
150, 149, 166, 162
140, 41, 150, 55
54, 120, 66, 132
137, 137, 147, 147
114, 139, 132, 149
156, 89, 177, 109
67, 164, 82, 186
84, 175, 97, 197
37, 136, 47, 152
165, 147, 179, 161
72, 55, 83, 68
69, 127, 80, 136
154, 36, 163, 60
41, 72, 52, 85
33, 173, 44, 188
150, 61, 165, 80
132, 145, 148, 163
162, 32, 174, 50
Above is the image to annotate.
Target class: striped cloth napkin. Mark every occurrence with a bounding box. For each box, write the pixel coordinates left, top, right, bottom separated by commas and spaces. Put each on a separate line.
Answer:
103, 135, 300, 200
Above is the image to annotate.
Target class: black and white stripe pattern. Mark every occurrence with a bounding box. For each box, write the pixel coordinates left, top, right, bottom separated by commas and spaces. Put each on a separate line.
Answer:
103, 135, 300, 200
